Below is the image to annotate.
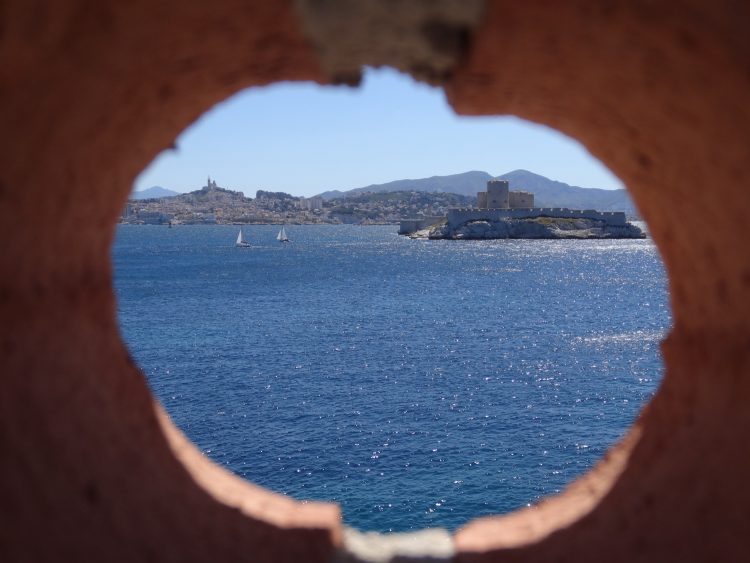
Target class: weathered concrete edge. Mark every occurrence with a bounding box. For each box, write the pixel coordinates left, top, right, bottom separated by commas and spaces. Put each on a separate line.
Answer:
293, 0, 486, 84
332, 527, 454, 563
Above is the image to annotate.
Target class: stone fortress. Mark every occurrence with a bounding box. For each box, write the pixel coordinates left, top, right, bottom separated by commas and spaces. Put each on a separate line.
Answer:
478, 179, 534, 209
399, 179, 628, 234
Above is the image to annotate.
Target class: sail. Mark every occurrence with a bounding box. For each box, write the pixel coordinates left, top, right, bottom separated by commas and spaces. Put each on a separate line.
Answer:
277, 227, 288, 241
236, 229, 244, 245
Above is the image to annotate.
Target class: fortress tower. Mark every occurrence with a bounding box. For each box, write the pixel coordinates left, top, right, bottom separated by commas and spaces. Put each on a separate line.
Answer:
477, 180, 534, 209
485, 180, 509, 208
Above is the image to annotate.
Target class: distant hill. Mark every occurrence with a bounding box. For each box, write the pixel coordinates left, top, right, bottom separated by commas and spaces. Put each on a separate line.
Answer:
317, 171, 493, 200
496, 170, 637, 215
317, 169, 638, 216
131, 186, 179, 200
326, 190, 474, 224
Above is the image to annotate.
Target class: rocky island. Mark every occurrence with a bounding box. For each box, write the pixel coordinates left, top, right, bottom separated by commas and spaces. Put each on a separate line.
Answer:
408, 216, 645, 239
400, 180, 645, 240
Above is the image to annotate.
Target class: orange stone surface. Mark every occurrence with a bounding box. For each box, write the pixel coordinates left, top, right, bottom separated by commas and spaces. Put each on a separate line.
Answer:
1, 1, 749, 561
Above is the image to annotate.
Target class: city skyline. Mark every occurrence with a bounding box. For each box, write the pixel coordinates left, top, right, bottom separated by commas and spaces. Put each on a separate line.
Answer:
134, 67, 624, 198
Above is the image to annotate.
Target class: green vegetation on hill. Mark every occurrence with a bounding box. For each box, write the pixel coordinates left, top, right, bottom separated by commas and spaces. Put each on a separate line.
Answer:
123, 185, 468, 225
327, 190, 473, 224
256, 189, 296, 200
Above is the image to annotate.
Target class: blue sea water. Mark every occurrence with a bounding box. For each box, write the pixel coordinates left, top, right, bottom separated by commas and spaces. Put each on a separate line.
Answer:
112, 224, 670, 533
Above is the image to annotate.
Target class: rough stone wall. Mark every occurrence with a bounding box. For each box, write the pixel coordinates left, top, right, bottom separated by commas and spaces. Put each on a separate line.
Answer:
486, 179, 510, 208
509, 191, 534, 208
0, 3, 340, 562
447, 208, 627, 229
447, 2, 750, 560
1, 1, 750, 562
398, 216, 445, 234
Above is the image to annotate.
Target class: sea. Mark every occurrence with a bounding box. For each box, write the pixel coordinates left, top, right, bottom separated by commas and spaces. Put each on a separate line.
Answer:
112, 224, 670, 533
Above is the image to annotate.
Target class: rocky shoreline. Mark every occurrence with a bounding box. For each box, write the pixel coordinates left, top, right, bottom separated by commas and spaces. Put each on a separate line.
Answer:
409, 217, 646, 240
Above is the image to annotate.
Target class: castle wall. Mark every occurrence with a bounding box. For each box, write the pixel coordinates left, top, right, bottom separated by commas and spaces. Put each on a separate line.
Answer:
509, 191, 534, 208
447, 207, 627, 229
477, 192, 487, 208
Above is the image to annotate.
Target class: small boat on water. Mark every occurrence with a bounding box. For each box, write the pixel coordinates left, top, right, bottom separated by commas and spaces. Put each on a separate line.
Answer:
235, 228, 251, 248
276, 226, 290, 243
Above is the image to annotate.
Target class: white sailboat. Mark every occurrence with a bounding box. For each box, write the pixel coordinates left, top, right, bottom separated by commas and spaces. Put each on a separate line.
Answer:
276, 226, 290, 243
235, 228, 251, 247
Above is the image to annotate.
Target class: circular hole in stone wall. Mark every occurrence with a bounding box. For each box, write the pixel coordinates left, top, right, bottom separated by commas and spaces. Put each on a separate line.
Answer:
113, 68, 671, 533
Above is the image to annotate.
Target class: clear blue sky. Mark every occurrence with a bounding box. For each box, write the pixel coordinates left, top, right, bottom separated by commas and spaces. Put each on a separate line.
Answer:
134, 67, 623, 197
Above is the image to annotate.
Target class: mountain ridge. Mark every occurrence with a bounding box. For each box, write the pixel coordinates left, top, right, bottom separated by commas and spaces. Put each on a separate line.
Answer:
317, 169, 637, 216
131, 186, 180, 200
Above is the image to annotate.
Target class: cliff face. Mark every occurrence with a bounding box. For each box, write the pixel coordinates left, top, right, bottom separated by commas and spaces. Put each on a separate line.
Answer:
412, 217, 645, 240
